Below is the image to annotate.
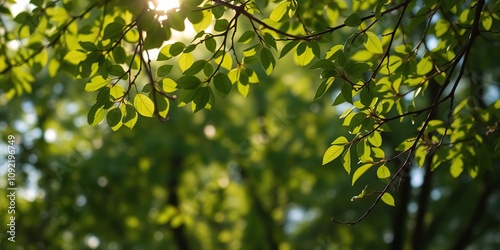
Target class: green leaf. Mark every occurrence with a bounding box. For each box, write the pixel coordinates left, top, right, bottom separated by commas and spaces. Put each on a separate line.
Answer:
213, 73, 232, 97
170, 42, 186, 56
134, 93, 155, 117
309, 59, 335, 70
352, 163, 372, 186
270, 1, 289, 21
168, 10, 185, 31
155, 95, 170, 118
79, 41, 96, 51
177, 75, 202, 89
381, 193, 395, 206
263, 33, 277, 50
106, 107, 123, 131
157, 64, 173, 77
417, 54, 433, 75
183, 60, 206, 75
344, 13, 361, 27
376, 165, 390, 179
205, 37, 216, 52
238, 31, 255, 44
193, 87, 210, 113
313, 77, 334, 100
260, 47, 275, 75
85, 76, 109, 92
112, 46, 127, 64
279, 40, 299, 58
102, 22, 123, 40
177, 89, 197, 107
214, 19, 229, 32
87, 102, 106, 126
122, 104, 138, 129
364, 32, 383, 54
450, 157, 464, 178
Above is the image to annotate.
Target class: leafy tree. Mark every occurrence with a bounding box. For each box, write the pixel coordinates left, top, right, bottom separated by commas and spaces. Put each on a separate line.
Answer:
1, 0, 500, 249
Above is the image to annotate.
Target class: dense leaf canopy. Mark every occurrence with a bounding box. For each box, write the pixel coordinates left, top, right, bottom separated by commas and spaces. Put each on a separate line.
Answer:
1, 0, 500, 249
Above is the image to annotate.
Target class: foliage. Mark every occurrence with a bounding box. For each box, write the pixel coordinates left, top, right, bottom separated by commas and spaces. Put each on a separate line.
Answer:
1, 0, 500, 248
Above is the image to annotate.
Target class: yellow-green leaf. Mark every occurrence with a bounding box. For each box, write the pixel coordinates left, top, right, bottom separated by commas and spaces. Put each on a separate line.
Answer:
134, 93, 155, 117
368, 131, 382, 147
294, 42, 314, 66
85, 76, 109, 92
270, 1, 289, 22
122, 104, 138, 129
381, 192, 395, 206
342, 148, 351, 174
63, 50, 87, 65
192, 10, 212, 32
364, 31, 383, 54
215, 51, 233, 71
323, 145, 344, 165
417, 54, 433, 75
162, 78, 177, 93
237, 82, 249, 97
352, 163, 372, 186
376, 165, 390, 179
179, 53, 194, 72
450, 157, 464, 178
482, 13, 492, 30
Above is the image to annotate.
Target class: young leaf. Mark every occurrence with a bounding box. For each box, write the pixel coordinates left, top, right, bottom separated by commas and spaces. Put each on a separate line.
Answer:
323, 145, 344, 165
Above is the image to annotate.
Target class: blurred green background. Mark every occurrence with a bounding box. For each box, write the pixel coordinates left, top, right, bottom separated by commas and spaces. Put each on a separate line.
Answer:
1, 56, 499, 249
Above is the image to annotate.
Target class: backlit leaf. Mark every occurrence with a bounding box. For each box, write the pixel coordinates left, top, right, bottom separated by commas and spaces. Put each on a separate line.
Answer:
381, 193, 395, 206
134, 93, 155, 117
352, 163, 372, 185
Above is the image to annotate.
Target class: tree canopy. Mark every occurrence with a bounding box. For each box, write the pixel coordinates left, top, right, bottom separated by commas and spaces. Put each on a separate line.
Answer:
1, 0, 500, 249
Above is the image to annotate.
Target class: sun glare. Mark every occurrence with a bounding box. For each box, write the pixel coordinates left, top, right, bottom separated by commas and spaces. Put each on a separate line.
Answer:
149, 0, 179, 12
